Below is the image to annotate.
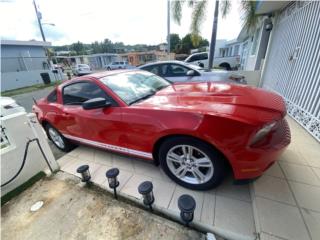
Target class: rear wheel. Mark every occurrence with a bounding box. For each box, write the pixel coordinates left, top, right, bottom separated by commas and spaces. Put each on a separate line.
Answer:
159, 136, 226, 190
45, 124, 74, 152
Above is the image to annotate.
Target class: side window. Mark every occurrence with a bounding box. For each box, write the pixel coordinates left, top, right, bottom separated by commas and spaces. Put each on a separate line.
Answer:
198, 53, 208, 60
63, 82, 113, 105
142, 65, 160, 75
168, 64, 190, 77
189, 54, 201, 62
160, 64, 170, 77
47, 90, 57, 103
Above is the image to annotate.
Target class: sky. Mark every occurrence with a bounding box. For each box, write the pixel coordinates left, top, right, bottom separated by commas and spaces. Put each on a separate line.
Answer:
0, 0, 243, 46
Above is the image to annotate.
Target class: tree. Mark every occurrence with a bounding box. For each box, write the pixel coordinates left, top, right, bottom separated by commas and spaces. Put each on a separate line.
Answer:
169, 33, 181, 52
71, 41, 85, 55
172, 0, 259, 70
175, 33, 209, 54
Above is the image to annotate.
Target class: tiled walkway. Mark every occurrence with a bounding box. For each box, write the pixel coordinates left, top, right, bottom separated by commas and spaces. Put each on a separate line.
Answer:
252, 117, 320, 240
57, 117, 320, 240
58, 147, 255, 240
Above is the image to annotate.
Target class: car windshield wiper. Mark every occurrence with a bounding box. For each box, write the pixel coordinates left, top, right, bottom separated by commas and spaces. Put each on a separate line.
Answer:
129, 90, 156, 105
155, 84, 170, 91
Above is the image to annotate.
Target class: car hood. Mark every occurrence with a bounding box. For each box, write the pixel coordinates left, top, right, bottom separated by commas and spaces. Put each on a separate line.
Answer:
133, 82, 286, 124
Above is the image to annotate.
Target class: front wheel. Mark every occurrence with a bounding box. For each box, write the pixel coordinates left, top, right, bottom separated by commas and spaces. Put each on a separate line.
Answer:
45, 124, 75, 152
159, 136, 226, 190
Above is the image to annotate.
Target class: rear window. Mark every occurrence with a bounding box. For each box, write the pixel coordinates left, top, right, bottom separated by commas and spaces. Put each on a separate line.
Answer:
47, 90, 57, 103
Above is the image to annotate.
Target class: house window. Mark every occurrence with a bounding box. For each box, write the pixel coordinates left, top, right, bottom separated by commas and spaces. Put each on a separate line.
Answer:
251, 28, 261, 55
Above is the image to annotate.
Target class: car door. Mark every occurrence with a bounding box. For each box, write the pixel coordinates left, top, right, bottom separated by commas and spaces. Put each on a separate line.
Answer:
198, 53, 208, 68
58, 81, 124, 147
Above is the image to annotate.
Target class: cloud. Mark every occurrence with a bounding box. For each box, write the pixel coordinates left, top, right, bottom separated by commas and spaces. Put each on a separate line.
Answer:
0, 0, 242, 46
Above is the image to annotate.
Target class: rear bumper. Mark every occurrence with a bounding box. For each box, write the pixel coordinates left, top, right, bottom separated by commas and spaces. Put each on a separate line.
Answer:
232, 119, 291, 179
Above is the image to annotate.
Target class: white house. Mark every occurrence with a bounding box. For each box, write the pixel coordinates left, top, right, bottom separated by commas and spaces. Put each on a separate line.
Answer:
238, 1, 320, 141
1, 40, 60, 91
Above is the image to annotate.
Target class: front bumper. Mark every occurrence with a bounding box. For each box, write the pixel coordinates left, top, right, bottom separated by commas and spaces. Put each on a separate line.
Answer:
233, 119, 291, 179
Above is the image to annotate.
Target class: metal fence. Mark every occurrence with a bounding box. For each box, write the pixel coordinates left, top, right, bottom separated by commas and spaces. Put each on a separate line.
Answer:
262, 1, 320, 141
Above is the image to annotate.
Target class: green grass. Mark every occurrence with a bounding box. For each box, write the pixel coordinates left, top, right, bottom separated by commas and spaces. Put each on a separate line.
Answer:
1, 81, 62, 97
1, 171, 46, 206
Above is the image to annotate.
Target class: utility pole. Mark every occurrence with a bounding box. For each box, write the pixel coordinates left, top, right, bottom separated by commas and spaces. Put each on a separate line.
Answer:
208, 0, 219, 71
167, 0, 170, 59
33, 0, 46, 42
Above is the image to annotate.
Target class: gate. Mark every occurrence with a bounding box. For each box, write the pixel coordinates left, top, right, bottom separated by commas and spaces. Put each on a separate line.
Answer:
262, 1, 320, 141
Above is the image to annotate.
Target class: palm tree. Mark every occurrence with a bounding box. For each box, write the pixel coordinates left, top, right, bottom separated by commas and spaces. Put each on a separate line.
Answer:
172, 0, 260, 70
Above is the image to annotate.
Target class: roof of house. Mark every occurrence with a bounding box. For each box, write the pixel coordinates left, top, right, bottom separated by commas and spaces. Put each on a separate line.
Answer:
1, 40, 52, 47
255, 0, 290, 14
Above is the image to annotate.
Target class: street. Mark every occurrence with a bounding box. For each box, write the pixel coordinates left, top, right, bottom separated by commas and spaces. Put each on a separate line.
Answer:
12, 86, 55, 112
12, 87, 67, 159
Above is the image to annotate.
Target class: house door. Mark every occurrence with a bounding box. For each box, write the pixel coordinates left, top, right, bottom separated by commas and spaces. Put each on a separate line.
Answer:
261, 1, 320, 141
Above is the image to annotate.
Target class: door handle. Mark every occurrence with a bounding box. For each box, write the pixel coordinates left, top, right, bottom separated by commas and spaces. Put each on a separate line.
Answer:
62, 113, 70, 116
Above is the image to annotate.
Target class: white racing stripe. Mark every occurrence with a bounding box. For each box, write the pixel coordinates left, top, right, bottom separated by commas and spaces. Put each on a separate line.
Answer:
63, 134, 153, 159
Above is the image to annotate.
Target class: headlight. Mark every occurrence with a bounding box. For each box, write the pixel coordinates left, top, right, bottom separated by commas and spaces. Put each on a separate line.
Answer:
250, 122, 276, 146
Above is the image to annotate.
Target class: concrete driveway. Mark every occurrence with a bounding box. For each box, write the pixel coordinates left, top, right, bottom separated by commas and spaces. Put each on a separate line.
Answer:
56, 117, 320, 240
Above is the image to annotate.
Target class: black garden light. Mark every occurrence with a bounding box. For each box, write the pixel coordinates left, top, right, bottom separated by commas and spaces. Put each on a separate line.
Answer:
76, 165, 91, 183
138, 181, 154, 211
106, 168, 120, 199
178, 194, 196, 226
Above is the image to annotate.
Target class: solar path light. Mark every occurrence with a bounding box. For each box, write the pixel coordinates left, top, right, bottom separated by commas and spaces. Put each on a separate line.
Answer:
106, 168, 120, 199
138, 181, 155, 211
76, 165, 91, 183
178, 194, 196, 226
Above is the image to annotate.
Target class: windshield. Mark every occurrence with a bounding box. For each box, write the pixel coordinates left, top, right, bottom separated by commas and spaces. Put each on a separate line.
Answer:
100, 71, 170, 105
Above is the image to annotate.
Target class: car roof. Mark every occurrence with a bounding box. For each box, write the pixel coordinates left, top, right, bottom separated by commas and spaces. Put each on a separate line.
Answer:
71, 69, 145, 80
190, 52, 207, 55
139, 60, 188, 68
139, 60, 205, 71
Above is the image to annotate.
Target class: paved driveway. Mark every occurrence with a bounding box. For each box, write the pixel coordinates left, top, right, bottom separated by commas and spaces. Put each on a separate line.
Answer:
56, 117, 320, 240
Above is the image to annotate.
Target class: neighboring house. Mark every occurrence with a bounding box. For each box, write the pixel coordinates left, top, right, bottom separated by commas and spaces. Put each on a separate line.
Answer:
121, 51, 175, 66
55, 53, 119, 69
242, 1, 320, 141
237, 16, 273, 71
87, 53, 119, 69
1, 40, 59, 91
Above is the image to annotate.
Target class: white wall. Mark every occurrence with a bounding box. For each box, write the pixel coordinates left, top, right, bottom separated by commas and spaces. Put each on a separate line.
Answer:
1, 113, 59, 196
1, 70, 64, 91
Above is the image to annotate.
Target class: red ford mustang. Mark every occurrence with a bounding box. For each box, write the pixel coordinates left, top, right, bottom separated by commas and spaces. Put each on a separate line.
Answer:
33, 70, 290, 190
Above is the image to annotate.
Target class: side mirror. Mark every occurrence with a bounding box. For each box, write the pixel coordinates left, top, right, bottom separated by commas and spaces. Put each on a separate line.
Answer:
198, 62, 204, 68
82, 98, 111, 110
186, 70, 196, 76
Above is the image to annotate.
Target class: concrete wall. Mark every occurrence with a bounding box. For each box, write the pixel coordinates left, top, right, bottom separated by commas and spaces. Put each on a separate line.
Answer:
1, 113, 58, 197
1, 70, 64, 91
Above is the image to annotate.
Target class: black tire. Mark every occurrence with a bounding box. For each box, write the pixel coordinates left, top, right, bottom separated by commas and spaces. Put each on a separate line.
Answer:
107, 67, 111, 71
45, 123, 75, 152
159, 136, 227, 190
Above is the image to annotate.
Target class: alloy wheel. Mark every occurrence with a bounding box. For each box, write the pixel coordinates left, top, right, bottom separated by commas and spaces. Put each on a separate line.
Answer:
48, 127, 65, 149
166, 145, 214, 184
